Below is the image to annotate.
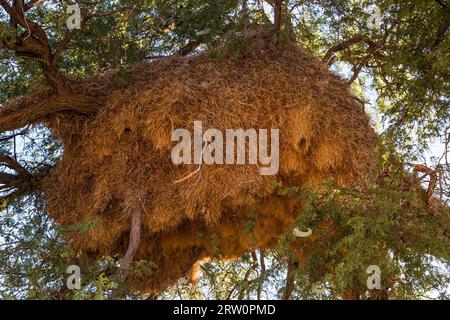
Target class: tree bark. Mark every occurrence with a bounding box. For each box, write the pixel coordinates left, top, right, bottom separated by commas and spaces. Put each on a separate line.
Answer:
108, 207, 142, 299
281, 255, 296, 300
274, 0, 283, 35
119, 208, 143, 270
0, 94, 101, 132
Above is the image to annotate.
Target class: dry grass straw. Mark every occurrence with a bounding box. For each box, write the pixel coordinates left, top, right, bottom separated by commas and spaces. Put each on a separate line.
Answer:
42, 29, 376, 293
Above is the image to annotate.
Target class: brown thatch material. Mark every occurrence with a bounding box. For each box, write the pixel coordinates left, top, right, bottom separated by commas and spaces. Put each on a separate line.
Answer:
41, 30, 376, 294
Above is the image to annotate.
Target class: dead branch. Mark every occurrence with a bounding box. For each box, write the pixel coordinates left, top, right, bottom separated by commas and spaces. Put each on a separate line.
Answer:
24, 0, 46, 11
119, 207, 143, 270
0, 153, 30, 177
281, 255, 296, 300
274, 0, 282, 34
0, 171, 19, 186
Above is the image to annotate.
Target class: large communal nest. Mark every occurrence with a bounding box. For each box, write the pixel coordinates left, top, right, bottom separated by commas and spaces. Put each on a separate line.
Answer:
41, 30, 376, 294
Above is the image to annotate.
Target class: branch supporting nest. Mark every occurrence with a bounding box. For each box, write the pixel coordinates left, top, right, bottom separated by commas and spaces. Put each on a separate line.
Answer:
1, 0, 63, 89
0, 94, 101, 132
410, 163, 439, 199
0, 152, 39, 206
109, 206, 142, 299
274, 0, 283, 35
321, 35, 371, 66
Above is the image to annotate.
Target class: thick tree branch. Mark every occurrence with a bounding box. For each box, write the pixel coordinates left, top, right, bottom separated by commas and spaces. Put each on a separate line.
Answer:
274, 0, 282, 34
109, 206, 142, 299
0, 171, 19, 186
0, 3, 134, 131
0, 129, 28, 142
347, 55, 371, 85
0, 0, 24, 24
0, 94, 101, 132
257, 249, 265, 300
322, 35, 372, 66
24, 0, 46, 11
54, 6, 134, 61
0, 153, 30, 177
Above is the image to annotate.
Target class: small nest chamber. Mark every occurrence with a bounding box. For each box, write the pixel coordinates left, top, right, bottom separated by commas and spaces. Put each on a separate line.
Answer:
42, 30, 376, 293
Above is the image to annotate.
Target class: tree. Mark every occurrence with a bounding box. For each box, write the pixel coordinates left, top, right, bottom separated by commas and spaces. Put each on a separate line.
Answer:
0, 0, 449, 299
